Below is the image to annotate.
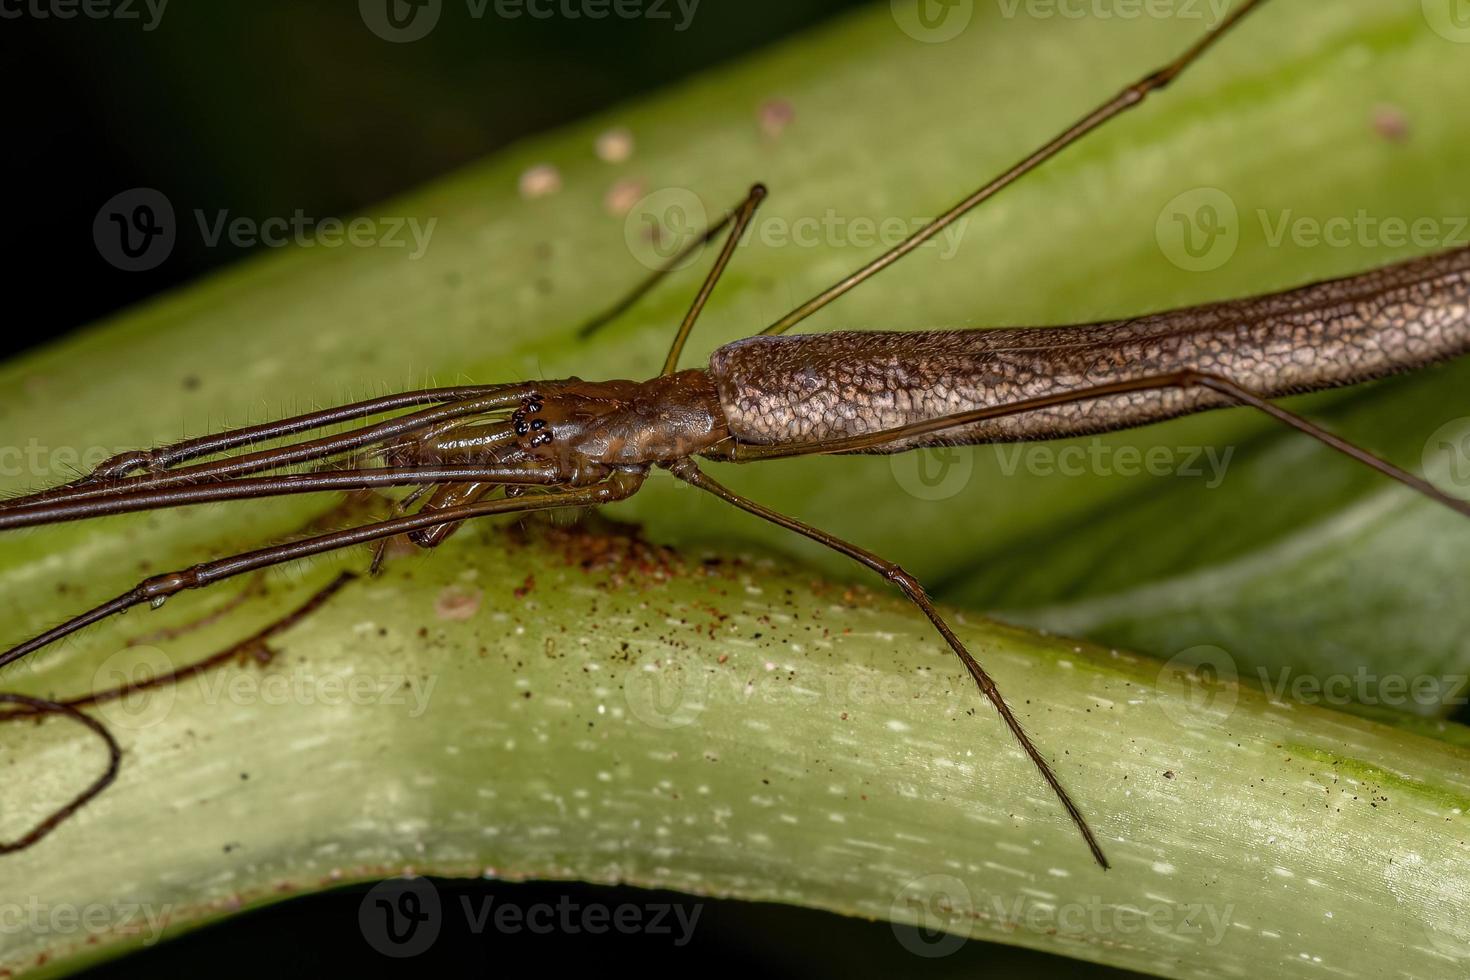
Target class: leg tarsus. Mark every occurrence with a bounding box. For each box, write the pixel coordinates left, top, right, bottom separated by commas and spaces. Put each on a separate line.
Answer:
0, 474, 645, 673
0, 572, 355, 855
0, 695, 122, 855
663, 458, 1110, 869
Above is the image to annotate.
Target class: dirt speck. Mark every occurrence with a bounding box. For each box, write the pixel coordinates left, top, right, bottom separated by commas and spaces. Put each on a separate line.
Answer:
759, 98, 795, 139
518, 163, 562, 199
1372, 104, 1410, 143
604, 176, 646, 217
434, 586, 482, 621
595, 126, 635, 163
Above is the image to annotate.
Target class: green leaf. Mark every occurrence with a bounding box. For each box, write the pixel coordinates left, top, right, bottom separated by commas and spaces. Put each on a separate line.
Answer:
3, 1, 1470, 977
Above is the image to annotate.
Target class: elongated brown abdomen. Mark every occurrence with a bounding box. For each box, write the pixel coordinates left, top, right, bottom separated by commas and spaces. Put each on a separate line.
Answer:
708, 246, 1470, 453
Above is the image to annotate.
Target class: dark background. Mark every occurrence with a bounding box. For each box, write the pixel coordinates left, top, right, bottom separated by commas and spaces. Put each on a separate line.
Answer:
6, 0, 868, 358
6, 1, 1124, 976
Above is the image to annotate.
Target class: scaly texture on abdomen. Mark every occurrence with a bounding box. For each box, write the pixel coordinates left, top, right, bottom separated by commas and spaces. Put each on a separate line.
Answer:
708, 247, 1470, 453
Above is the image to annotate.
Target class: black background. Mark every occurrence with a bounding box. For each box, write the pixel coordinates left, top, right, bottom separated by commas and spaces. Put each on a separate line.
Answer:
6, 0, 865, 357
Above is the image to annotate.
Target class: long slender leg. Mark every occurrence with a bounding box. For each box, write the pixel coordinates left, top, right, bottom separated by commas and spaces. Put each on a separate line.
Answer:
370, 485, 434, 575
125, 572, 269, 648
0, 695, 121, 854
87, 385, 524, 479
1, 573, 357, 718
0, 573, 351, 855
0, 463, 561, 531
2, 392, 532, 510
0, 471, 646, 671
577, 184, 767, 345
761, 0, 1268, 336
661, 184, 767, 376
724, 369, 1470, 520
13, 384, 527, 502
664, 458, 1109, 869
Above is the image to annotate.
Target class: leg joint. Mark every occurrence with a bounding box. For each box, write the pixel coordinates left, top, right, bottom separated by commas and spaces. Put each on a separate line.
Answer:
140, 569, 198, 599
